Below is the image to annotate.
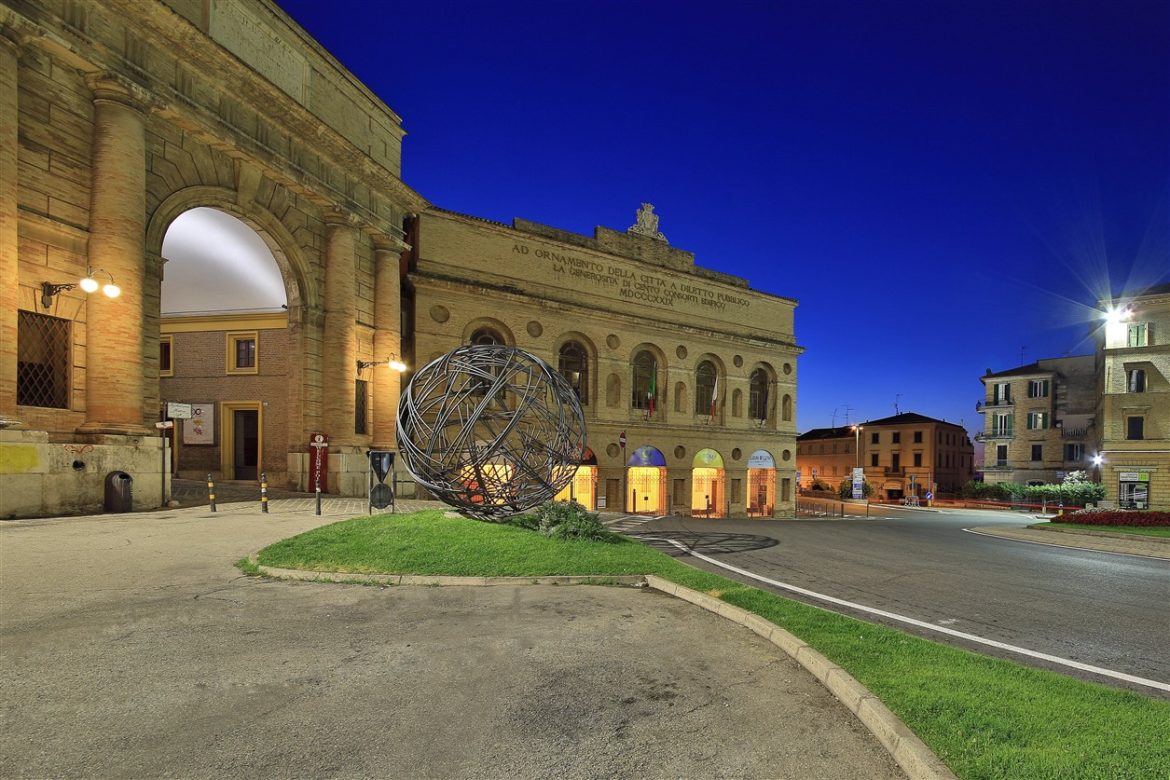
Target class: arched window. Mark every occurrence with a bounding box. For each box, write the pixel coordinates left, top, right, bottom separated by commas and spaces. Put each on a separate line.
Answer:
470, 328, 502, 346
469, 328, 503, 397
782, 394, 793, 422
694, 361, 717, 416
749, 369, 769, 421
631, 351, 657, 411
558, 341, 588, 405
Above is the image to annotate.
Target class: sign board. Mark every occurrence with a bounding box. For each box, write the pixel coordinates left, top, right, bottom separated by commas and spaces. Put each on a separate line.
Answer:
308, 432, 329, 492
166, 402, 194, 419
1118, 471, 1149, 482
183, 403, 214, 445
619, 431, 627, 449
851, 467, 865, 500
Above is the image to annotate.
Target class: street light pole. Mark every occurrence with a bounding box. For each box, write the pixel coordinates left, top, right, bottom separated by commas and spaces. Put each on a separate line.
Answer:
853, 425, 862, 468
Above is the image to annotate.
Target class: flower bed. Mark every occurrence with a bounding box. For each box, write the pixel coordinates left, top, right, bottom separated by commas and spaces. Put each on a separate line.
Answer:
1055, 508, 1170, 527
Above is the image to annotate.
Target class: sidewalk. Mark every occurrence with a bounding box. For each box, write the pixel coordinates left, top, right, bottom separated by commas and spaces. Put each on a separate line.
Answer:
969, 521, 1170, 559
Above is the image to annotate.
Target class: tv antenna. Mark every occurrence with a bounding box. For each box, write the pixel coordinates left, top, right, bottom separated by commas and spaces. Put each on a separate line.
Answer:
843, 405, 853, 426
894, 394, 901, 415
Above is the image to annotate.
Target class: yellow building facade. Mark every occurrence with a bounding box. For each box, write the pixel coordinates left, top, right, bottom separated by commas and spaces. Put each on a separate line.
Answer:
1095, 284, 1170, 511
409, 208, 802, 517
798, 413, 974, 499
1, 0, 803, 518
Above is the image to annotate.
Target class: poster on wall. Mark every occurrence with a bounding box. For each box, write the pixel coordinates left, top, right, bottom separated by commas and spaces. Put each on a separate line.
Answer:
184, 403, 215, 445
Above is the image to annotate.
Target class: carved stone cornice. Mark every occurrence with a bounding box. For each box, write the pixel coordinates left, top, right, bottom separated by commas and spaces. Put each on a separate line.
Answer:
85, 71, 152, 114
371, 234, 411, 253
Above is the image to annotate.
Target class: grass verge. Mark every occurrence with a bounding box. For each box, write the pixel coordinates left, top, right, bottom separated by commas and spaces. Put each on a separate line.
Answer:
257, 510, 1170, 780
1035, 522, 1170, 539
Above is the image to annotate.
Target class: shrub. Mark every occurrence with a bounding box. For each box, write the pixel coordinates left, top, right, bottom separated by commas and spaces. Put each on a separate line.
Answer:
838, 479, 873, 499
1055, 509, 1170, 527
531, 501, 617, 542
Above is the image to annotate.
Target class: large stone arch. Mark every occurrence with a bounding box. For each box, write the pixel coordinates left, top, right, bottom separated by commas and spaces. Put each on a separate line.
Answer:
145, 185, 316, 311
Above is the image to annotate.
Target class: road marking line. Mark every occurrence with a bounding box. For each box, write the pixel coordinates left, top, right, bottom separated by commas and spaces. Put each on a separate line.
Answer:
645, 537, 1170, 693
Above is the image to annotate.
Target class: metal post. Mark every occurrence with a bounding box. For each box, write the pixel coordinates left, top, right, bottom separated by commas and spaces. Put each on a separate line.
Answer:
632, 488, 637, 514
207, 473, 216, 512
315, 475, 322, 516
260, 471, 268, 513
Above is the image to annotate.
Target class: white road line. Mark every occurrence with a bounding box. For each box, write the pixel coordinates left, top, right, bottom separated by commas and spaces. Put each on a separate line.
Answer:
962, 527, 1164, 560
645, 537, 1170, 693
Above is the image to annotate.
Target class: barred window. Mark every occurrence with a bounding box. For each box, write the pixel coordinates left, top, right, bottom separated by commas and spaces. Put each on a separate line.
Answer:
355, 379, 368, 435
18, 310, 70, 409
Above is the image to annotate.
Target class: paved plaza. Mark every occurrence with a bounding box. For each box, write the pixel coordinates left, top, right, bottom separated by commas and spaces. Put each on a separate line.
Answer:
1, 500, 904, 779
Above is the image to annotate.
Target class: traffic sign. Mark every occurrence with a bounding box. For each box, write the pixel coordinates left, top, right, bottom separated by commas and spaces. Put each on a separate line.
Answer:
619, 431, 627, 449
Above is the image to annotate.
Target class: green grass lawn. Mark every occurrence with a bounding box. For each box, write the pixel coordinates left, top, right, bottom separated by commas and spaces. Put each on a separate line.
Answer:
256, 510, 1170, 780
1037, 522, 1170, 539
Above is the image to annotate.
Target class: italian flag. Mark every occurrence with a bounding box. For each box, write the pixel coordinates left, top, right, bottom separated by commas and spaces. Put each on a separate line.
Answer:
647, 369, 656, 417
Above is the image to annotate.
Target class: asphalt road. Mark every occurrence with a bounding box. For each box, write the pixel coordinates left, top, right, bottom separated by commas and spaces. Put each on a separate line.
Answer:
631, 507, 1170, 697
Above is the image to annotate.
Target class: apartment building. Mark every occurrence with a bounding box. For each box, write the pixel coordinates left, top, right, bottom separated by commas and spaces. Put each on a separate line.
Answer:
1095, 283, 1170, 510
976, 356, 1097, 485
797, 412, 974, 499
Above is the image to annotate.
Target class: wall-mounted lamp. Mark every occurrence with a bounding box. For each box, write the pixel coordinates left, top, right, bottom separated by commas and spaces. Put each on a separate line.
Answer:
357, 355, 408, 373
41, 268, 120, 309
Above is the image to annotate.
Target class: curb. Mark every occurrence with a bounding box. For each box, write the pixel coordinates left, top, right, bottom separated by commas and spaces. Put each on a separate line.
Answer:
968, 526, 1170, 559
252, 558, 955, 779
643, 575, 957, 780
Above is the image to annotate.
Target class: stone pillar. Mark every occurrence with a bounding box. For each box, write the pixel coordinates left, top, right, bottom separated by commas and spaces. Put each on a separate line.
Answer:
322, 217, 358, 448
0, 30, 21, 428
77, 74, 151, 435
371, 238, 403, 450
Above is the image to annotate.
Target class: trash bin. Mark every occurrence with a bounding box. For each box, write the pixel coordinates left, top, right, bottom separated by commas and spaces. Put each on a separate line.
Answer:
104, 471, 133, 513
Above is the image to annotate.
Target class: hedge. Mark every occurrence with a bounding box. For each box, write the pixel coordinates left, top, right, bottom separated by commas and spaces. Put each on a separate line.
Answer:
1054, 508, 1170, 527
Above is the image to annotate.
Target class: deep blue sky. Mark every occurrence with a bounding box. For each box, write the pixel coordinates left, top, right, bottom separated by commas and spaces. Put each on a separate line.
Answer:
276, 0, 1169, 439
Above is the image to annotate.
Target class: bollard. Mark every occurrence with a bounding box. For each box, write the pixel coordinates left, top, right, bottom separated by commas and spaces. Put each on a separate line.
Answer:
315, 475, 322, 516
207, 473, 216, 513
260, 471, 268, 513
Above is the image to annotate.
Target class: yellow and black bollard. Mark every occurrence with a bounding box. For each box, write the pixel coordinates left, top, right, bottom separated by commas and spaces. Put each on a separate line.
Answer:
207, 473, 216, 512
260, 471, 269, 513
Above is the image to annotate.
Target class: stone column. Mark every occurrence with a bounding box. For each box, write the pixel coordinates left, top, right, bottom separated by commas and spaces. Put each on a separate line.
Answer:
322, 217, 358, 447
371, 238, 403, 450
77, 74, 151, 435
0, 30, 21, 427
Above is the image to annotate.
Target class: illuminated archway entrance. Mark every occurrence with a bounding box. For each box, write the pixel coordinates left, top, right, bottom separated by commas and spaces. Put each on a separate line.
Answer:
554, 447, 599, 509
747, 450, 776, 517
691, 448, 725, 517
627, 445, 667, 514
160, 207, 288, 483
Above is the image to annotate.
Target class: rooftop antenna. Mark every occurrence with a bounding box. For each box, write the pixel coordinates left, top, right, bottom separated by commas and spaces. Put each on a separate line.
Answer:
831, 407, 838, 428
894, 394, 901, 415
843, 405, 853, 426
1020, 346, 1027, 364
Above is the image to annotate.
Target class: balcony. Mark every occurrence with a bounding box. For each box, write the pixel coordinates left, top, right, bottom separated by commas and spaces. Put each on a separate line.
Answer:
974, 429, 1014, 442
1060, 427, 1088, 439
976, 398, 1013, 412
983, 462, 1013, 472
884, 467, 905, 476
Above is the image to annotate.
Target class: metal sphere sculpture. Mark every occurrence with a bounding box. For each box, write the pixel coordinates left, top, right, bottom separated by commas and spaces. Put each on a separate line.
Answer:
396, 344, 587, 520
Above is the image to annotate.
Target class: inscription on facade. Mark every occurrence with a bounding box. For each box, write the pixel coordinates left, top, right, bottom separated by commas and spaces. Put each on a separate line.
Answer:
510, 242, 749, 312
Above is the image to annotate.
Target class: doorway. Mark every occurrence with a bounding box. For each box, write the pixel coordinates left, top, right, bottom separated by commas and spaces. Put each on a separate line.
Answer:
221, 402, 262, 481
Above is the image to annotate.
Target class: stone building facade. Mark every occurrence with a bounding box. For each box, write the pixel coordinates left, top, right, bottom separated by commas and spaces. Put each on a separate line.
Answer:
2, 0, 423, 516
797, 413, 974, 499
409, 208, 802, 517
976, 355, 1098, 486
1, 0, 803, 518
1095, 284, 1170, 511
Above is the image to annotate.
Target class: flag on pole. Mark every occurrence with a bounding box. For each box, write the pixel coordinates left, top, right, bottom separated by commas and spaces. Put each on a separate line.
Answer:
709, 374, 718, 421
647, 368, 656, 417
